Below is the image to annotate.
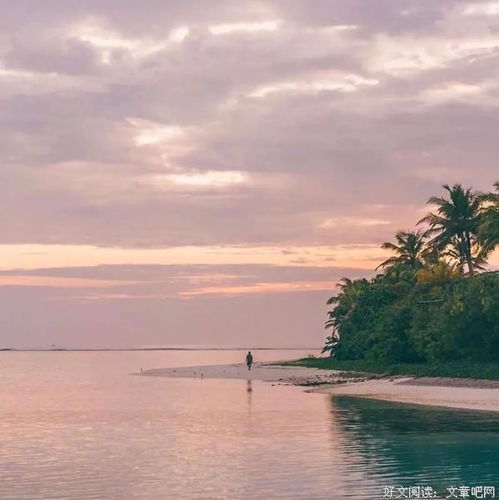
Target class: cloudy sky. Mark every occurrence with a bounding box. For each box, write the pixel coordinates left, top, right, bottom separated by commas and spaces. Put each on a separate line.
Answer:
1, 0, 498, 348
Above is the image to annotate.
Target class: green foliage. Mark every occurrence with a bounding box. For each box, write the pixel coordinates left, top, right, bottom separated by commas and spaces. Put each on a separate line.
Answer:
415, 259, 461, 284
281, 357, 499, 380
410, 273, 499, 361
323, 182, 499, 366
328, 270, 499, 364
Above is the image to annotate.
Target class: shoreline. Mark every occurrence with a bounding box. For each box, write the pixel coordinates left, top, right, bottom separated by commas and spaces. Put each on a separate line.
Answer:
312, 377, 499, 413
140, 362, 499, 413
139, 362, 340, 384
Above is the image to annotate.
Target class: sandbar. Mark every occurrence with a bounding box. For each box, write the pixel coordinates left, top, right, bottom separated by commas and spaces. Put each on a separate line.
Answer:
139, 362, 499, 412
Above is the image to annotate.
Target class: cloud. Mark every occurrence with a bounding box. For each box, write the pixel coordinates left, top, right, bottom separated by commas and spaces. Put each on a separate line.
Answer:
319, 217, 392, 229
0, 243, 387, 271
129, 119, 186, 146
69, 17, 190, 64
462, 2, 499, 16
248, 73, 379, 98
0, 275, 143, 288
0, 0, 498, 347
179, 281, 335, 297
208, 20, 282, 35
144, 170, 248, 188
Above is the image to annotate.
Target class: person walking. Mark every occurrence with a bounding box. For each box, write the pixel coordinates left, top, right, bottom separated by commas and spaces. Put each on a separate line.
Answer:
245, 351, 253, 371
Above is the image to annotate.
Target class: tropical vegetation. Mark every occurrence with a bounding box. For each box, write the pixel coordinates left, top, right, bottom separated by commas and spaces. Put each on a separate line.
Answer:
321, 182, 499, 367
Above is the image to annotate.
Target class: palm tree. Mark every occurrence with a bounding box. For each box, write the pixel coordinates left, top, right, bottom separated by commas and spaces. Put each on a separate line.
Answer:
325, 278, 367, 332
377, 230, 428, 275
321, 332, 339, 356
479, 181, 499, 252
326, 278, 366, 311
418, 184, 484, 276
324, 277, 368, 356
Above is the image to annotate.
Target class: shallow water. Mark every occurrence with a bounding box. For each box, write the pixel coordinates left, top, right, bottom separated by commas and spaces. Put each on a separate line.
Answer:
0, 351, 498, 499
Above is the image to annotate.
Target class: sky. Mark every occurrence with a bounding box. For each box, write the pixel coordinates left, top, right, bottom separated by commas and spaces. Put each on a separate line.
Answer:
1, 0, 498, 348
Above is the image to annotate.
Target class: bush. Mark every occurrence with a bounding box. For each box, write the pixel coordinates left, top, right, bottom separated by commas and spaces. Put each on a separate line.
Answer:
330, 272, 499, 364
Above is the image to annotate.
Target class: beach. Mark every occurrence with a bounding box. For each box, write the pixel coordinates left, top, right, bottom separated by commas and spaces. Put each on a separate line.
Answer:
314, 376, 499, 413
141, 362, 499, 413
139, 362, 337, 384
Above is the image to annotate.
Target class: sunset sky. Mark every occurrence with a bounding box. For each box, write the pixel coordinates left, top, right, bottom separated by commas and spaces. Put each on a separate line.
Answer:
1, 0, 498, 348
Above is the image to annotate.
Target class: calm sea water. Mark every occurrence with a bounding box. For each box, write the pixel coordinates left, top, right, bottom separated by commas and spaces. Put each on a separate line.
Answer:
1, 351, 498, 499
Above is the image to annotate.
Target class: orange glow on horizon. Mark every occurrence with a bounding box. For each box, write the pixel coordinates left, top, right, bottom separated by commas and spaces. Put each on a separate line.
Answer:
179, 281, 335, 297
0, 243, 388, 271
0, 275, 143, 288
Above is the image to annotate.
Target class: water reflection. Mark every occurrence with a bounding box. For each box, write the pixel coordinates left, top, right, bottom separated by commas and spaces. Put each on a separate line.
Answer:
2, 351, 498, 499
246, 379, 253, 406
331, 396, 499, 493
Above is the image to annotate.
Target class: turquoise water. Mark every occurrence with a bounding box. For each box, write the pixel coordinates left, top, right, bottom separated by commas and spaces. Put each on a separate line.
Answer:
0, 351, 498, 499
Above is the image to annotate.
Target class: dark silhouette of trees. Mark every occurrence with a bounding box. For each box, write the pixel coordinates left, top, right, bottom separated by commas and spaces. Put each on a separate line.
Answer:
323, 181, 499, 361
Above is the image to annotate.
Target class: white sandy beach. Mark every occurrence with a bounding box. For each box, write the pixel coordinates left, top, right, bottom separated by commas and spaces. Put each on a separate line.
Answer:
314, 377, 499, 413
140, 362, 336, 383
141, 362, 499, 413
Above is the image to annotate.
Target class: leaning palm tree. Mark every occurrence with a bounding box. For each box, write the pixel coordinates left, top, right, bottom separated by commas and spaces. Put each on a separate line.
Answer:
326, 277, 366, 311
324, 277, 368, 356
325, 278, 368, 329
377, 230, 428, 275
418, 184, 484, 276
478, 181, 499, 252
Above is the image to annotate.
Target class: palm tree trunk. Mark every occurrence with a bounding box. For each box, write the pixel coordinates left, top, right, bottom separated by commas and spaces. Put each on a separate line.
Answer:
465, 233, 474, 276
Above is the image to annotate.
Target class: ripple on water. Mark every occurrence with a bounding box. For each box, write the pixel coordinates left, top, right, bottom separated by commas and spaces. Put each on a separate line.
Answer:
1, 352, 499, 499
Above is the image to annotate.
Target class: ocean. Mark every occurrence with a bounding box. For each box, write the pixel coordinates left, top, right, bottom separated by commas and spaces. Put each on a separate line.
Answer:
1, 350, 498, 499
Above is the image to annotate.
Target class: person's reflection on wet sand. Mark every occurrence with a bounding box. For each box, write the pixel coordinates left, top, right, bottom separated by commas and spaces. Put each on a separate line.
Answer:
246, 379, 253, 405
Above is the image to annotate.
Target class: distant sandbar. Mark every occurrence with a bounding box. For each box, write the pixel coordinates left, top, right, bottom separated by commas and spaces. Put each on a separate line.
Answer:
140, 362, 499, 413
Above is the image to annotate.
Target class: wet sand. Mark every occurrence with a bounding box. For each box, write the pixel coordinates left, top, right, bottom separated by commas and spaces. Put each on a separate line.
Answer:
140, 362, 499, 412
313, 377, 499, 412
139, 362, 339, 384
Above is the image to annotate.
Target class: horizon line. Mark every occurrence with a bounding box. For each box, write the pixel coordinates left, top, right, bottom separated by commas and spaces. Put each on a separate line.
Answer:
0, 346, 321, 352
